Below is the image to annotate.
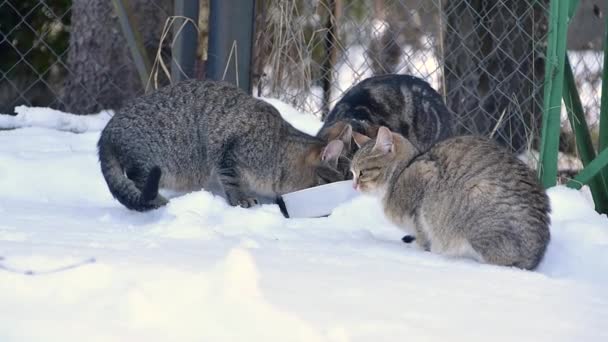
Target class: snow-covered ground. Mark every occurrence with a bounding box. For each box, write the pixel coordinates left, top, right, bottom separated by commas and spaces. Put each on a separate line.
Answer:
1, 103, 608, 342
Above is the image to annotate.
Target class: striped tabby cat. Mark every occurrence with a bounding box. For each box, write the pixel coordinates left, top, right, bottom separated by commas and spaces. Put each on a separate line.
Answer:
98, 80, 351, 211
318, 74, 453, 154
351, 127, 550, 270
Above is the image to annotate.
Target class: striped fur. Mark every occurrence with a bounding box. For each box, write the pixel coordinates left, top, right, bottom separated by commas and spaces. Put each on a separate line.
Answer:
351, 128, 551, 270
318, 74, 454, 153
98, 80, 350, 211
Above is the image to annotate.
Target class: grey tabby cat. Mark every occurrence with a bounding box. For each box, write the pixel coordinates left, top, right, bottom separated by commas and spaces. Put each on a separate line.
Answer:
98, 80, 351, 211
351, 127, 550, 270
318, 74, 453, 154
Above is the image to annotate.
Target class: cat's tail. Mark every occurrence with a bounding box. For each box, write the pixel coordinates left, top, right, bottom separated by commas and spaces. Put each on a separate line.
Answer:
98, 137, 168, 212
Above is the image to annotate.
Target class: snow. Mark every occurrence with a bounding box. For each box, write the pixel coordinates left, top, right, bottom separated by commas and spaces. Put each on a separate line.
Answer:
0, 105, 112, 133
259, 97, 322, 135
1, 102, 608, 341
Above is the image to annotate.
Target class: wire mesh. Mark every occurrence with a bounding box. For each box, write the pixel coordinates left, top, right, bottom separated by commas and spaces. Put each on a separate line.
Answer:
0, 0, 172, 115
252, 0, 605, 163
0, 0, 71, 113
0, 0, 605, 171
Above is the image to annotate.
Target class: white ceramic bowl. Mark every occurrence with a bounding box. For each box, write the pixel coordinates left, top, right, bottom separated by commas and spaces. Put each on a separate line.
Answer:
277, 180, 360, 218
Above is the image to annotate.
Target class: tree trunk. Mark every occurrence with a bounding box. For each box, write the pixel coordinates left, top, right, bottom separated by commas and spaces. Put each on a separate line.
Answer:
443, 0, 547, 153
61, 0, 172, 114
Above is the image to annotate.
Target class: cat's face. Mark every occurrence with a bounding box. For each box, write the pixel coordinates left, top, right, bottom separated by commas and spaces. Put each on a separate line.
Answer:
315, 157, 350, 185
350, 126, 400, 194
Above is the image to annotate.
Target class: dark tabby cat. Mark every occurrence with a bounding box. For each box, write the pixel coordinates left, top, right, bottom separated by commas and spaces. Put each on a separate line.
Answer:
351, 127, 551, 270
318, 74, 453, 153
98, 80, 351, 211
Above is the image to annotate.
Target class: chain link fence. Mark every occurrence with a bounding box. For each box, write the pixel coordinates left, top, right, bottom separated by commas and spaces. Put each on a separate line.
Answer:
252, 0, 605, 164
1, 0, 605, 170
1, 0, 70, 113
0, 0, 173, 115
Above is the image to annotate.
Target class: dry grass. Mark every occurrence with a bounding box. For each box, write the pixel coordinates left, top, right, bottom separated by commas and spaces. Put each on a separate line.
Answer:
147, 15, 200, 92
254, 0, 320, 112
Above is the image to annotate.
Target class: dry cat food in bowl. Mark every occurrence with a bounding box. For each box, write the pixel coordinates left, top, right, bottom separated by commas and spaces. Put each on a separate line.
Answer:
277, 180, 360, 218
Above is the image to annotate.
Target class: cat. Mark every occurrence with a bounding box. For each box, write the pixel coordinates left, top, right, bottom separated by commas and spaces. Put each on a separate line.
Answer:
350, 127, 551, 270
318, 74, 454, 154
98, 79, 352, 212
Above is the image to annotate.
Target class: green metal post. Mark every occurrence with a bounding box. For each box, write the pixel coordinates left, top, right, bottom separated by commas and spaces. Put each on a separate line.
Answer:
563, 57, 608, 212
567, 0, 579, 19
567, 148, 608, 190
598, 6, 608, 192
564, 58, 595, 166
538, 0, 572, 187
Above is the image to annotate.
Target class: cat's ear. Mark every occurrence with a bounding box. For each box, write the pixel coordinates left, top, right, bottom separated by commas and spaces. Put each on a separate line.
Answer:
373, 126, 394, 154
321, 140, 345, 167
337, 124, 353, 151
352, 132, 371, 148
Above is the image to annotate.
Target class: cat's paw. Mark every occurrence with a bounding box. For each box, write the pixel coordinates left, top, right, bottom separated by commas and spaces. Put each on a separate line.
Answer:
226, 192, 250, 207
238, 198, 259, 208
401, 235, 416, 244
227, 193, 258, 208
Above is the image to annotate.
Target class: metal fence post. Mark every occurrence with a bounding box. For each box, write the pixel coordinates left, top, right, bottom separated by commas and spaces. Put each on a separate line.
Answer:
598, 4, 608, 193
567, 148, 608, 191
172, 0, 200, 82
112, 0, 152, 90
206, 0, 255, 93
563, 57, 608, 212
538, 0, 571, 188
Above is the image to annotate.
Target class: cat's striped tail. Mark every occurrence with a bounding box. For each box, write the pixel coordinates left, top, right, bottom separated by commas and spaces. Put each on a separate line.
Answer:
97, 137, 168, 212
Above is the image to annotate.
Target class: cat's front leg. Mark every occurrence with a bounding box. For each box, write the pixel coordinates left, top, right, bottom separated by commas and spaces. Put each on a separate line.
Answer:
217, 160, 259, 208
400, 234, 430, 250
237, 197, 259, 208
413, 231, 431, 251
223, 184, 258, 208
410, 211, 432, 251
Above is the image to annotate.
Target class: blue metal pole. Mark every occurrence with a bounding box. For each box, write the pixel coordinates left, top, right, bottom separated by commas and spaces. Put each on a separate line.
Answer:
172, 0, 200, 82
206, 0, 255, 92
